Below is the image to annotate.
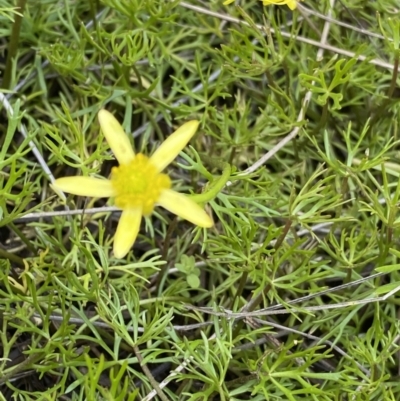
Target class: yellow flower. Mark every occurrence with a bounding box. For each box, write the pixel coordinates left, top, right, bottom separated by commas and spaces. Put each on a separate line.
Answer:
224, 0, 298, 10
262, 0, 297, 9
53, 110, 213, 259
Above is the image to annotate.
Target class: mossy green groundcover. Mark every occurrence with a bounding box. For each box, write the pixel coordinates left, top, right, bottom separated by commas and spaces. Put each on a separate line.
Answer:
1, 0, 400, 400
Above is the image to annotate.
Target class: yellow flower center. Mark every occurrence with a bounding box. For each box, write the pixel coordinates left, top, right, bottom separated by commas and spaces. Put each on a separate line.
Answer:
111, 153, 171, 215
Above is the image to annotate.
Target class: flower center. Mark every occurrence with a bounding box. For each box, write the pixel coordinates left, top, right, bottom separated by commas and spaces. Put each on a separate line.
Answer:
111, 153, 171, 215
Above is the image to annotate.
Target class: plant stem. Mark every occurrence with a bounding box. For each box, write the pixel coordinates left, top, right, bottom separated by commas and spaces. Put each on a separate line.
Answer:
156, 217, 178, 295
2, 0, 27, 89
0, 247, 24, 266
133, 345, 170, 401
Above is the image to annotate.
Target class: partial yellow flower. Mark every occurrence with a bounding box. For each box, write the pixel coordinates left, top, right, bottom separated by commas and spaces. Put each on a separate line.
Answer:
53, 110, 213, 259
224, 0, 298, 10
262, 0, 297, 9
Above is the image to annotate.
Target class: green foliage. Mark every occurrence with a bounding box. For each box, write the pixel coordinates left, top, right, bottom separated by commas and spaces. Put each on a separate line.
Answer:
176, 255, 201, 288
299, 57, 357, 110
1, 0, 400, 400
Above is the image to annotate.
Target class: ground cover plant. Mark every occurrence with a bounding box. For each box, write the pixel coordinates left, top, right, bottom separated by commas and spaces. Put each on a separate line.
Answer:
1, 0, 400, 399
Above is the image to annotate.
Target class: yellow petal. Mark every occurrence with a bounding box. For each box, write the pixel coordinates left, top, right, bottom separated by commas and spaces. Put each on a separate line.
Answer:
113, 208, 142, 258
150, 120, 199, 172
287, 0, 297, 9
53, 177, 115, 197
98, 109, 135, 165
157, 189, 213, 228
262, 0, 297, 8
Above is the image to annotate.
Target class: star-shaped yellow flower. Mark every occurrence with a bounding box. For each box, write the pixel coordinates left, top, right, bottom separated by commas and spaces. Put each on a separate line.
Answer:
53, 110, 213, 259
224, 0, 298, 10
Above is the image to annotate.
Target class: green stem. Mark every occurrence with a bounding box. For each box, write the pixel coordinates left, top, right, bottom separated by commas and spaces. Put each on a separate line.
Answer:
231, 270, 248, 310
0, 350, 45, 385
133, 345, 170, 401
88, 0, 98, 31
0, 247, 25, 266
265, 69, 284, 109
2, 0, 27, 89
156, 217, 178, 295
369, 57, 399, 130
273, 219, 293, 251
387, 56, 399, 99
232, 284, 271, 339
189, 163, 231, 204
9, 222, 36, 254
314, 102, 329, 135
